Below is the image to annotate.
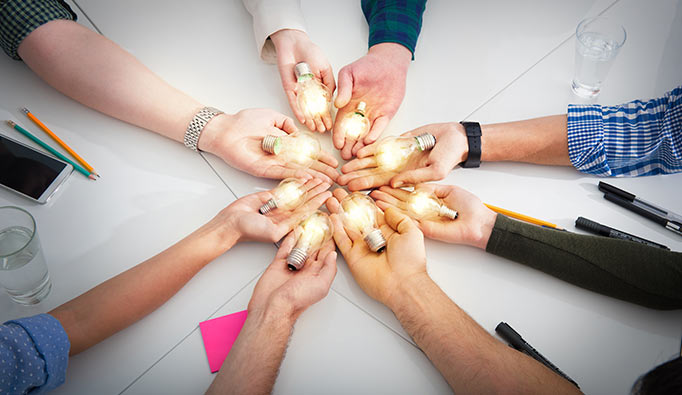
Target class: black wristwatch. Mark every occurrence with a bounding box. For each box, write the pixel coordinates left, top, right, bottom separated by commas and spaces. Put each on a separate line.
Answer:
459, 121, 482, 168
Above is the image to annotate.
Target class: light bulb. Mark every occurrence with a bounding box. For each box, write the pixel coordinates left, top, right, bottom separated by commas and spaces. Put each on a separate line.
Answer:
339, 101, 370, 139
340, 192, 387, 252
375, 133, 436, 172
261, 130, 321, 168
407, 189, 458, 220
295, 62, 331, 119
287, 211, 333, 270
259, 178, 307, 215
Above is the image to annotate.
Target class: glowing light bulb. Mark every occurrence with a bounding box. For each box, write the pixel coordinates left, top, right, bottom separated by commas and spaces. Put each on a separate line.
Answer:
259, 178, 307, 215
340, 192, 386, 252
407, 189, 458, 220
375, 133, 436, 172
339, 101, 370, 139
261, 130, 321, 168
287, 211, 334, 270
295, 62, 331, 119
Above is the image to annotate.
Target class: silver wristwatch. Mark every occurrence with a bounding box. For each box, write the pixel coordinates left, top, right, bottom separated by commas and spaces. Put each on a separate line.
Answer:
183, 106, 224, 151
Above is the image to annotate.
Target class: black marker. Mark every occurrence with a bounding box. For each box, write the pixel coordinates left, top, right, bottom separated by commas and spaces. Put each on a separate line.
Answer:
495, 322, 580, 389
575, 217, 670, 250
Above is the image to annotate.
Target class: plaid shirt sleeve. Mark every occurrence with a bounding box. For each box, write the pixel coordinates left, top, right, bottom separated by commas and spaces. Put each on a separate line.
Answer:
0, 0, 77, 60
567, 85, 682, 177
361, 0, 427, 60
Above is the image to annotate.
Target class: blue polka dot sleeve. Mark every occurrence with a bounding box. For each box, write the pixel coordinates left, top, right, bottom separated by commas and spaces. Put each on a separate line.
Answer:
1, 314, 70, 394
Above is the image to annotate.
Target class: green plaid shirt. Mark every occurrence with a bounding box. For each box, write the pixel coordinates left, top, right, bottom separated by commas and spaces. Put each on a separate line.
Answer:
0, 0, 76, 60
362, 0, 427, 59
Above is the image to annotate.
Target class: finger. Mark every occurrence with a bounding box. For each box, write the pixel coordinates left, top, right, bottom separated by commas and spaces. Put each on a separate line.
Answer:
350, 139, 366, 157
285, 90, 306, 125
298, 190, 333, 215
262, 165, 309, 181
347, 172, 392, 192
338, 169, 377, 187
365, 115, 389, 144
400, 127, 430, 138
384, 206, 419, 235
377, 185, 412, 202
310, 161, 340, 182
375, 199, 406, 214
334, 67, 353, 109
332, 188, 349, 202
305, 117, 317, 132
275, 232, 297, 260
390, 166, 438, 188
316, 250, 338, 287
317, 148, 339, 168
341, 157, 377, 174
369, 189, 404, 207
429, 183, 458, 198
330, 214, 353, 254
313, 114, 326, 133
325, 195, 341, 214
332, 116, 347, 150
303, 178, 328, 196
309, 240, 335, 274
320, 65, 336, 96
356, 141, 379, 158
340, 139, 355, 160
280, 116, 299, 135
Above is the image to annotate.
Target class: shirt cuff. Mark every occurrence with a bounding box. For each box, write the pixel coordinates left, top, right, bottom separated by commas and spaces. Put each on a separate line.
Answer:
244, 0, 307, 63
6, 314, 70, 394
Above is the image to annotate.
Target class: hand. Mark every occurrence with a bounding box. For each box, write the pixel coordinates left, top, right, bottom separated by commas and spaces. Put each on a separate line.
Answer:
369, 184, 497, 249
271, 29, 335, 132
248, 232, 337, 320
214, 178, 332, 247
333, 43, 412, 160
326, 188, 426, 306
199, 109, 339, 183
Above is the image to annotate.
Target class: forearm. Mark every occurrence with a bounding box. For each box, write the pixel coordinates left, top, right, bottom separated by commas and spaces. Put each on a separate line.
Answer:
486, 215, 682, 309
480, 115, 571, 165
18, 20, 202, 144
388, 273, 579, 394
208, 308, 295, 395
50, 220, 239, 355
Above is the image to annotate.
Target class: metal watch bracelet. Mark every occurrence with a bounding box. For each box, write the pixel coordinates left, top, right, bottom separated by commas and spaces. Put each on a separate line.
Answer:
183, 106, 224, 151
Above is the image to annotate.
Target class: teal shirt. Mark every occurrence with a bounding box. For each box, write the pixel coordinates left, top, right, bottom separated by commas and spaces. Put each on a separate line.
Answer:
362, 0, 427, 59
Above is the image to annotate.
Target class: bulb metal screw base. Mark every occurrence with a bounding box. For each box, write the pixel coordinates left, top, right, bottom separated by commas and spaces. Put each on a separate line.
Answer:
364, 229, 387, 253
439, 205, 458, 220
287, 247, 309, 271
295, 62, 313, 79
262, 135, 280, 154
415, 133, 436, 151
259, 198, 278, 215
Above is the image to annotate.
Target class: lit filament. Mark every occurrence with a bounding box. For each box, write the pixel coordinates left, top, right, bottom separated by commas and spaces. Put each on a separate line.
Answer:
407, 190, 458, 220
298, 80, 329, 116
376, 139, 414, 171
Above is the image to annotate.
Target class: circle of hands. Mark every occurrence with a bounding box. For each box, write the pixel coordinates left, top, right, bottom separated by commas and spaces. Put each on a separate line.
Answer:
212, 34, 495, 315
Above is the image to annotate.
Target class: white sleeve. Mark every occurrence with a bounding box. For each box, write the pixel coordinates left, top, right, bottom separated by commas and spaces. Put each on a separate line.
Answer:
241, 0, 307, 63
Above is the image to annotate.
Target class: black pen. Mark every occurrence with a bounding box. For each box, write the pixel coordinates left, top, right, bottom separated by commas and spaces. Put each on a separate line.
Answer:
495, 322, 580, 389
598, 182, 682, 237
575, 216, 670, 250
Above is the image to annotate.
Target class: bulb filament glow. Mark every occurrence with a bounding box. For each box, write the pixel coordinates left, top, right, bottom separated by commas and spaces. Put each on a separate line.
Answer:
295, 62, 331, 119
259, 178, 307, 215
340, 192, 386, 252
407, 190, 458, 220
340, 101, 370, 139
261, 130, 321, 168
287, 211, 333, 270
376, 133, 436, 172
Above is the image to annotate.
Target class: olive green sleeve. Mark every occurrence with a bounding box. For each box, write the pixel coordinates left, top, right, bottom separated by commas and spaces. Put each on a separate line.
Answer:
485, 214, 682, 310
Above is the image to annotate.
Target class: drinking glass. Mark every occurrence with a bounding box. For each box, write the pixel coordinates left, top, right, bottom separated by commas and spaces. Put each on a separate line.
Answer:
0, 206, 51, 305
572, 17, 626, 98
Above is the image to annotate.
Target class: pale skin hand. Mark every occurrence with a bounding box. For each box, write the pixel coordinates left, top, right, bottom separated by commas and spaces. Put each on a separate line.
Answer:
370, 184, 497, 249
326, 188, 426, 304
208, 234, 337, 395
333, 43, 412, 160
270, 29, 335, 132
199, 109, 340, 183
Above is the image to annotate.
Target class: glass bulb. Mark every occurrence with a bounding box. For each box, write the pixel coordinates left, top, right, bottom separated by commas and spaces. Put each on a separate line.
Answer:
259, 178, 307, 215
340, 192, 386, 252
375, 133, 436, 172
339, 101, 370, 139
295, 62, 331, 119
261, 130, 321, 168
407, 189, 458, 220
287, 211, 333, 270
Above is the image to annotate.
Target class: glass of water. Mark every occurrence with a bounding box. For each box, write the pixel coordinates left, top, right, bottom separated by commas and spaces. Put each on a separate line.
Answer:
0, 206, 51, 305
572, 17, 626, 98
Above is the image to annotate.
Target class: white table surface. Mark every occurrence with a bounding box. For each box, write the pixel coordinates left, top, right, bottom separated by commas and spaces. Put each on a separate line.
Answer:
1, 0, 681, 393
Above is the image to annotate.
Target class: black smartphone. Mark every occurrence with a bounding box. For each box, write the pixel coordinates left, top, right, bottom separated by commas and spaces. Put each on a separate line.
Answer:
0, 133, 73, 204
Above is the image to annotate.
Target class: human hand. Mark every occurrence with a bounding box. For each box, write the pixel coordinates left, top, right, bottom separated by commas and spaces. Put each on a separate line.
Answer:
369, 184, 497, 249
214, 178, 332, 248
271, 29, 334, 132
248, 232, 337, 320
333, 43, 412, 160
325, 188, 426, 305
199, 109, 339, 182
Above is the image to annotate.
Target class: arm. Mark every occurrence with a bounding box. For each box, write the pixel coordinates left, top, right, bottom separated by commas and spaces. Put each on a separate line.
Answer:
207, 232, 337, 394
50, 179, 332, 355
371, 184, 682, 310
326, 189, 579, 393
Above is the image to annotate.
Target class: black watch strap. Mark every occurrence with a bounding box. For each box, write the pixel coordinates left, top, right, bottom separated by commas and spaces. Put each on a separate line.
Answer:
460, 121, 482, 168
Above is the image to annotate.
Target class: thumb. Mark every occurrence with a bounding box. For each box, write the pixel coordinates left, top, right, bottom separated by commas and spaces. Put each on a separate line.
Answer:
384, 206, 418, 235
334, 67, 353, 108
391, 166, 441, 188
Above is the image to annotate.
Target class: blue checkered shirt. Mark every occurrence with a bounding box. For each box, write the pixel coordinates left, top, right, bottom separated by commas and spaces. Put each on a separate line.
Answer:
567, 85, 682, 177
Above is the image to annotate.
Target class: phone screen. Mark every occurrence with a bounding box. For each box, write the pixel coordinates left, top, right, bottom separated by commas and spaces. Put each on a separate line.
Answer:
0, 134, 69, 199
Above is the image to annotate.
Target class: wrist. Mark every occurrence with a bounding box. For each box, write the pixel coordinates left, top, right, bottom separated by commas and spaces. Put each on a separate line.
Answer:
368, 43, 411, 71
471, 211, 497, 250
386, 271, 433, 313
249, 300, 297, 329
197, 112, 233, 153
270, 28, 308, 50
448, 122, 469, 164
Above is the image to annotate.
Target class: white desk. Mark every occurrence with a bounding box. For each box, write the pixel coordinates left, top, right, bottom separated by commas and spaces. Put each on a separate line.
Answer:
2, 0, 681, 393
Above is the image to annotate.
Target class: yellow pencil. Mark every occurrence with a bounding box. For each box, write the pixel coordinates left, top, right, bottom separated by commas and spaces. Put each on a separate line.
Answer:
484, 203, 564, 230
22, 107, 100, 177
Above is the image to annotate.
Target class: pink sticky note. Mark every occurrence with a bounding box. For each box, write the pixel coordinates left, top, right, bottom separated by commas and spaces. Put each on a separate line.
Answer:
199, 310, 248, 373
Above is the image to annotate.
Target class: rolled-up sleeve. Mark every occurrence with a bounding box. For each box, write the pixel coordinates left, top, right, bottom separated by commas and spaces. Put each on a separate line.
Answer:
567, 85, 682, 177
241, 0, 307, 63
0, 0, 77, 60
362, 0, 427, 60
